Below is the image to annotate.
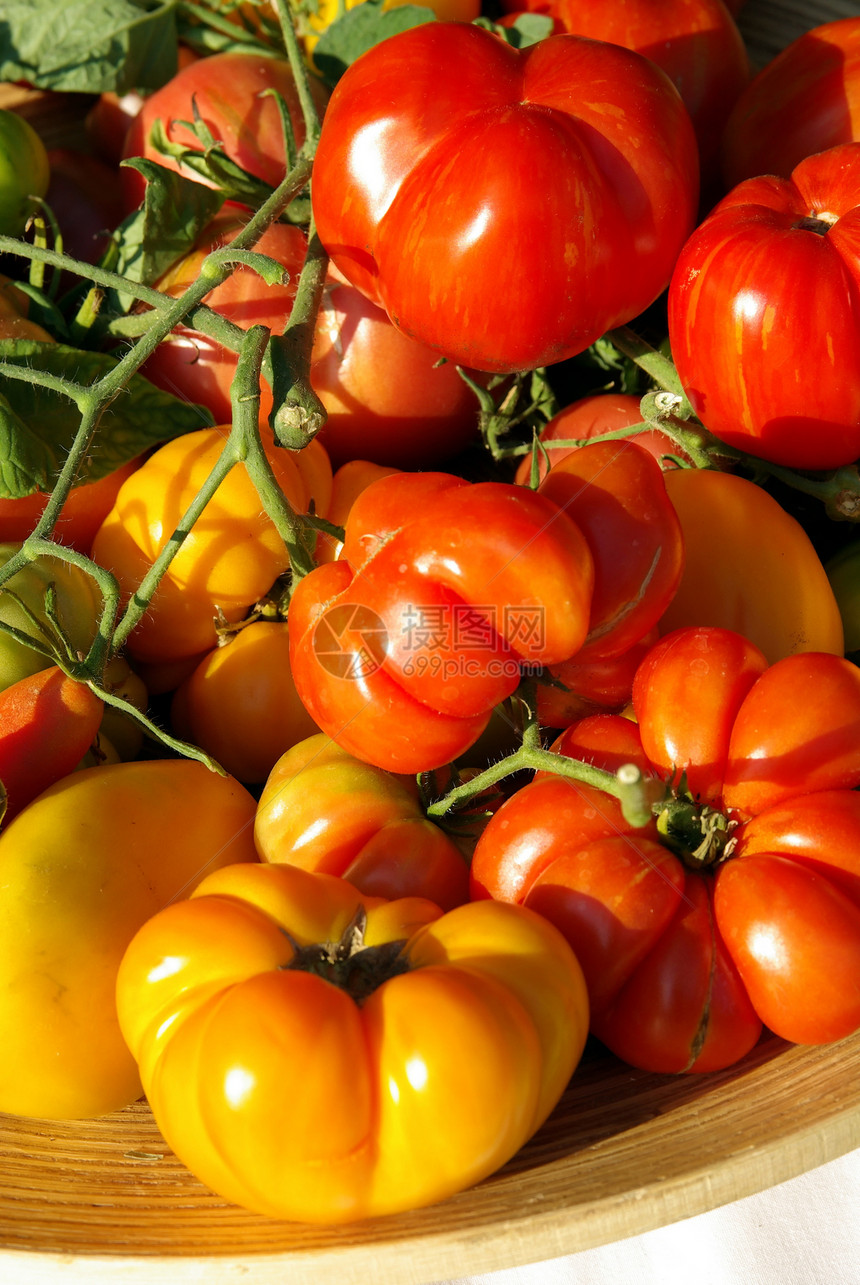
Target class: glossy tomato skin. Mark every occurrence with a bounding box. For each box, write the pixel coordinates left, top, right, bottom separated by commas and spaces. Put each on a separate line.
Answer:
119, 51, 328, 211
498, 0, 750, 188
0, 666, 103, 821
0, 759, 258, 1119
0, 107, 50, 237
471, 627, 860, 1070
115, 862, 589, 1222
312, 23, 699, 373
254, 732, 469, 909
288, 471, 595, 772
668, 143, 860, 470
721, 17, 860, 189
0, 457, 141, 553
537, 440, 685, 662
311, 280, 481, 469
659, 468, 845, 664
91, 426, 331, 664
170, 621, 320, 784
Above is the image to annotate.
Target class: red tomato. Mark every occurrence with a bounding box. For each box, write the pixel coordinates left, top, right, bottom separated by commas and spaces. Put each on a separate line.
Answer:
141, 212, 308, 424
471, 627, 860, 1071
0, 666, 103, 822
254, 733, 470, 909
119, 51, 328, 212
311, 280, 481, 469
498, 0, 750, 186
288, 471, 595, 772
314, 458, 401, 564
668, 142, 860, 470
721, 17, 860, 189
311, 23, 699, 374
0, 457, 141, 554
537, 440, 685, 662
536, 628, 658, 729
514, 393, 687, 486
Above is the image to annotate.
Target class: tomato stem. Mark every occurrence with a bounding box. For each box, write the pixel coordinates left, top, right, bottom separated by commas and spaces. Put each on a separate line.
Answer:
283, 906, 410, 1004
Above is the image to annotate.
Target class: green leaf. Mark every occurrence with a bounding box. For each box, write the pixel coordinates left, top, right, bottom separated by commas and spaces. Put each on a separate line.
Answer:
487, 13, 555, 48
101, 158, 226, 314
0, 0, 180, 94
313, 1, 436, 88
0, 340, 214, 498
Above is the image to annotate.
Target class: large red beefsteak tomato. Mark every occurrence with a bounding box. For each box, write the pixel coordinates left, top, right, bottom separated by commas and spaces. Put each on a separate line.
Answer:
311, 22, 699, 374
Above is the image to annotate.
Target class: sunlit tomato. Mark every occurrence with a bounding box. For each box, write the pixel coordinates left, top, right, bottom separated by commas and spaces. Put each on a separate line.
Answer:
537, 440, 685, 662
0, 542, 102, 692
0, 665, 103, 822
0, 759, 258, 1119
170, 620, 320, 784
119, 51, 329, 212
668, 143, 860, 470
472, 627, 860, 1071
658, 468, 845, 663
312, 23, 699, 373
721, 17, 860, 189
254, 732, 469, 908
0, 106, 50, 237
499, 0, 750, 185
90, 424, 326, 663
116, 861, 589, 1221
311, 279, 481, 469
0, 457, 141, 553
514, 393, 686, 487
288, 470, 595, 772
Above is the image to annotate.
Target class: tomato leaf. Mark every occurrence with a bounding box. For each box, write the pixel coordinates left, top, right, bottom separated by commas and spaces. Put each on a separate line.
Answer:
0, 0, 180, 94
0, 341, 213, 498
107, 159, 227, 304
312, 1, 436, 89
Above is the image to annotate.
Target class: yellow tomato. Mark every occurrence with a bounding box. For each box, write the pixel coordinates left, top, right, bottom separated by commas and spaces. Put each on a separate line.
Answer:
0, 760, 258, 1119
659, 468, 844, 664
116, 861, 589, 1222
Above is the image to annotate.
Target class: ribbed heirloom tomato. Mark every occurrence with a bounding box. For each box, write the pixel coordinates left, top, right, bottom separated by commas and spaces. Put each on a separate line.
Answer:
288, 469, 595, 772
668, 142, 860, 470
115, 862, 589, 1222
311, 21, 699, 373
471, 626, 860, 1073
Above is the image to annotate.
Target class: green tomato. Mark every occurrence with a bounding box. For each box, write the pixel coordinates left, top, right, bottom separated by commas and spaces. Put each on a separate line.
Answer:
0, 542, 102, 692
0, 108, 50, 238
826, 541, 860, 655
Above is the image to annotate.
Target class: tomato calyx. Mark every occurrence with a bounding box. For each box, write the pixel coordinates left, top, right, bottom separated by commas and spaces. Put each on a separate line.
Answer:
793, 213, 837, 236
282, 905, 410, 1004
653, 775, 738, 872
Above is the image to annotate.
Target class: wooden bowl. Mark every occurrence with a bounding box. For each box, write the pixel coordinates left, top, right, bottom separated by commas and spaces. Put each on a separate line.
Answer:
2, 1030, 859, 1281
2, 0, 859, 1279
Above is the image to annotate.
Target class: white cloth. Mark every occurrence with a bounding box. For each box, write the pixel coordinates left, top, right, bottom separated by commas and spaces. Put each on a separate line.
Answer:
440, 1148, 860, 1285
